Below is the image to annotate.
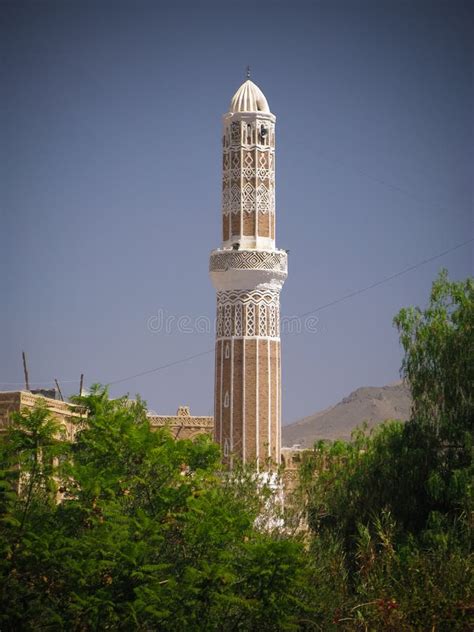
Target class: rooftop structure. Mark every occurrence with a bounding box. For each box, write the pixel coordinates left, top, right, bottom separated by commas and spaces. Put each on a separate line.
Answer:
0, 390, 84, 441
147, 406, 214, 440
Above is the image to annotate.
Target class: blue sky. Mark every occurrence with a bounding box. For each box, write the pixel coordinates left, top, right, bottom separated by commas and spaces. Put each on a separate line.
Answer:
1, 0, 472, 422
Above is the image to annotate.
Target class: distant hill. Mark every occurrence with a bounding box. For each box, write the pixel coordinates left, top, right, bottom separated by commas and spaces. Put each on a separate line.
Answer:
282, 382, 412, 447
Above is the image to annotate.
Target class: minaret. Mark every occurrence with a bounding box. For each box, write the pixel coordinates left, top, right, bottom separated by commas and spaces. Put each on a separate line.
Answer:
209, 77, 288, 467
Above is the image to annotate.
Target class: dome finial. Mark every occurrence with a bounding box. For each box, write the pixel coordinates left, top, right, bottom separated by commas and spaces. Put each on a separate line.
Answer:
229, 76, 270, 113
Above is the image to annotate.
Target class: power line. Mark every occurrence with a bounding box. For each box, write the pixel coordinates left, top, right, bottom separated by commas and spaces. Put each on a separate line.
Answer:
315, 149, 460, 216
1, 237, 471, 389
107, 349, 214, 386
98, 237, 474, 387
296, 237, 473, 319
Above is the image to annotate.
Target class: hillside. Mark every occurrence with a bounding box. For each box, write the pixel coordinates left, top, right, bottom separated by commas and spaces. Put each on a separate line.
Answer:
282, 382, 412, 447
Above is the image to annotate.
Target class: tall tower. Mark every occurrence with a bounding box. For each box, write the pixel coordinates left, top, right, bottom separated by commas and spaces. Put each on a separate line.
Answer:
209, 78, 288, 467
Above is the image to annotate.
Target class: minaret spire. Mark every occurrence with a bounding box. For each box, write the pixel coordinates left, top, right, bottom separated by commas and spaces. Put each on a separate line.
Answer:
209, 78, 288, 468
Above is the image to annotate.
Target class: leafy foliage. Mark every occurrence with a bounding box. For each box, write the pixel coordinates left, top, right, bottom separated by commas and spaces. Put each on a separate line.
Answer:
0, 387, 311, 630
0, 271, 472, 629
299, 271, 474, 629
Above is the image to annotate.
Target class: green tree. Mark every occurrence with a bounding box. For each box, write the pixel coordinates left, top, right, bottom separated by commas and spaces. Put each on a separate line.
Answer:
0, 387, 311, 630
1, 271, 471, 630
301, 271, 473, 629
394, 270, 473, 436
0, 402, 70, 628
394, 270, 473, 519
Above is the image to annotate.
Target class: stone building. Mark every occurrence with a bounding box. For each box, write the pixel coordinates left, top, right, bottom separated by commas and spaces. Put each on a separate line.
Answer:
0, 390, 84, 440
280, 446, 307, 492
210, 77, 287, 467
148, 406, 214, 440
0, 391, 213, 443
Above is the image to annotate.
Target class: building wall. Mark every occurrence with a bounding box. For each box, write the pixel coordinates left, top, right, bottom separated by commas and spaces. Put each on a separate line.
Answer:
0, 394, 213, 444
0, 392, 305, 492
148, 406, 214, 440
0, 391, 84, 440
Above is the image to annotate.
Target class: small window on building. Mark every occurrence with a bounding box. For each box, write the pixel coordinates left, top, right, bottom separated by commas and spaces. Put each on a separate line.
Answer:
224, 437, 230, 457
225, 343, 230, 359
224, 391, 230, 408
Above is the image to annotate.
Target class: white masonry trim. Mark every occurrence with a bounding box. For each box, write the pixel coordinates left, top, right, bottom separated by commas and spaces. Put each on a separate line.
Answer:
268, 338, 271, 459
256, 338, 259, 470
230, 337, 234, 468
242, 338, 246, 464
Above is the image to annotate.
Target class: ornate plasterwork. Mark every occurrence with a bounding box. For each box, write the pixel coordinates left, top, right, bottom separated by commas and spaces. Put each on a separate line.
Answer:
258, 305, 267, 336
223, 304, 232, 337
222, 166, 275, 216
217, 304, 223, 337
234, 302, 243, 336
209, 250, 287, 274
217, 288, 280, 306
269, 303, 277, 338
216, 289, 281, 339
209, 249, 288, 293
222, 117, 275, 217
231, 121, 241, 145
224, 118, 275, 149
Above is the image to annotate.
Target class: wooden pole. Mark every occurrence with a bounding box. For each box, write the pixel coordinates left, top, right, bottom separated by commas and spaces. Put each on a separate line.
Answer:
22, 351, 30, 391
79, 373, 84, 397
54, 379, 64, 402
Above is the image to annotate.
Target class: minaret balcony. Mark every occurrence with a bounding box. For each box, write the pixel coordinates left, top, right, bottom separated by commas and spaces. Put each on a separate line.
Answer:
209, 248, 287, 292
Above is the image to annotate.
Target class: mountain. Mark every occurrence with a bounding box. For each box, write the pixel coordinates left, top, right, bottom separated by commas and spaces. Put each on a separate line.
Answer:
282, 382, 412, 447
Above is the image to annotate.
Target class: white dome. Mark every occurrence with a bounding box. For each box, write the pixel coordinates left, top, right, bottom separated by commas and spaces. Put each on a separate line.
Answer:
229, 79, 270, 113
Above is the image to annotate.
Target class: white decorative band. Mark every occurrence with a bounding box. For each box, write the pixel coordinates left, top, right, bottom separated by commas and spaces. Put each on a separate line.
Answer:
217, 288, 280, 305
209, 250, 287, 274
216, 336, 281, 343
216, 289, 280, 338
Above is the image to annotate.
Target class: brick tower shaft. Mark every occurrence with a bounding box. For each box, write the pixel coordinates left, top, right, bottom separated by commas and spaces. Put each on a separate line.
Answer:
210, 78, 287, 467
